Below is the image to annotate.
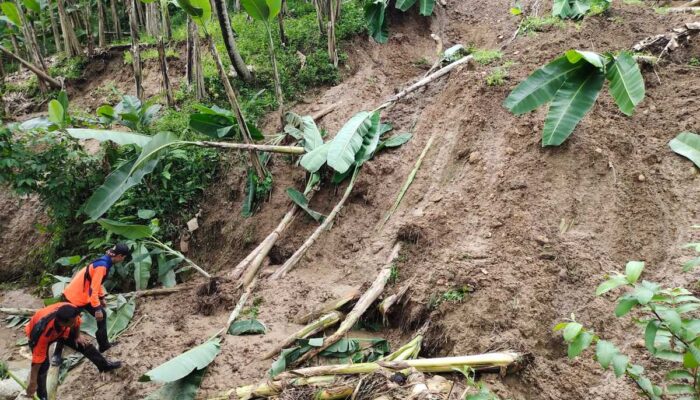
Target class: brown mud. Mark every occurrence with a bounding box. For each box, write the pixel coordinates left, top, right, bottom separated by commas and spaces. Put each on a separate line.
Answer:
1, 1, 699, 399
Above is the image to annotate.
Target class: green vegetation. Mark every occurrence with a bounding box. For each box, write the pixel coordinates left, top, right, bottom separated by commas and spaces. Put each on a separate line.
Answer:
553, 0, 611, 19
123, 47, 179, 65
520, 15, 566, 34
504, 50, 645, 146
556, 237, 700, 399
689, 57, 700, 67
469, 48, 503, 65
442, 285, 474, 303
486, 61, 515, 86
364, 0, 435, 43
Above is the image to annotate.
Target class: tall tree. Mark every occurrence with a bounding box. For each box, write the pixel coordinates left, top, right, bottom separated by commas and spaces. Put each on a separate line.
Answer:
84, 0, 94, 55
144, 1, 159, 37
97, 0, 106, 47
47, 0, 62, 52
210, 0, 252, 82
128, 0, 143, 99
109, 0, 121, 40
185, 17, 205, 99
160, 0, 171, 40
56, 0, 81, 56
14, 0, 48, 92
157, 37, 173, 106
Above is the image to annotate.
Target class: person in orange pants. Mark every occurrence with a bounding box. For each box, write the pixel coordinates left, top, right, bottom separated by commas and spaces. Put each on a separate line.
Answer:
24, 303, 121, 400
52, 243, 131, 365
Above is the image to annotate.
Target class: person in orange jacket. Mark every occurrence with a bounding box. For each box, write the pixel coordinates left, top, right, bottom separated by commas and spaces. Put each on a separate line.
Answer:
52, 243, 130, 365
24, 303, 121, 400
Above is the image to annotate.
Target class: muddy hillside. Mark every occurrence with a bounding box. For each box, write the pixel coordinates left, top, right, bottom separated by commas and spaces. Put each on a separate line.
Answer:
1, 0, 699, 399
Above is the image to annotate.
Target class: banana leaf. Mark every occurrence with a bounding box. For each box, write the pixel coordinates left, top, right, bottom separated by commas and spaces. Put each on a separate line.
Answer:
365, 0, 389, 44
139, 338, 221, 383
327, 111, 373, 174
130, 131, 180, 174
66, 128, 152, 147
300, 142, 331, 173
97, 219, 154, 240
241, 0, 281, 21
285, 112, 323, 151
377, 133, 412, 152
606, 52, 645, 116
0, 2, 21, 26
228, 319, 266, 335
355, 111, 382, 165
669, 132, 700, 168
144, 368, 207, 400
132, 244, 152, 290
418, 0, 435, 16
285, 188, 325, 222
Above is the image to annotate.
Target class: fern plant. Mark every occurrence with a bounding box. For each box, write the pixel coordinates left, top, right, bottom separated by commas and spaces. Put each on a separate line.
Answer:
556, 236, 700, 399
504, 49, 645, 146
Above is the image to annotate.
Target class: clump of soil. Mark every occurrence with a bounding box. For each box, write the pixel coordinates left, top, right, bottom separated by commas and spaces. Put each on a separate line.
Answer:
194, 277, 230, 316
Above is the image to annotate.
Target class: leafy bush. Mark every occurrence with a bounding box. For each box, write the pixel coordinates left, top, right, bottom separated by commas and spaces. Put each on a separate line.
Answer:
556, 238, 700, 399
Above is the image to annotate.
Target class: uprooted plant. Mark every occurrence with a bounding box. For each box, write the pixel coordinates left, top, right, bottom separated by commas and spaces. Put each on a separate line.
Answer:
556, 237, 700, 399
504, 49, 645, 146
552, 0, 612, 19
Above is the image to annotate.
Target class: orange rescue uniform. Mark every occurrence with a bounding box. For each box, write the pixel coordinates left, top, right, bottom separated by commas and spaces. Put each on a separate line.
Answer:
63, 256, 112, 308
25, 302, 81, 364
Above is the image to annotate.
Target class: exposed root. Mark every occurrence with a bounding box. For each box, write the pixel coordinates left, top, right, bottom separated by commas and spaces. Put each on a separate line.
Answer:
397, 224, 425, 244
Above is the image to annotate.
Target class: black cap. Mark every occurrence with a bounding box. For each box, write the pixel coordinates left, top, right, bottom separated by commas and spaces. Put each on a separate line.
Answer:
110, 243, 131, 256
56, 304, 80, 323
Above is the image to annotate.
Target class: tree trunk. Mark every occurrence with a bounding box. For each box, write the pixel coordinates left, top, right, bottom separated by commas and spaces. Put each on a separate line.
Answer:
211, 0, 253, 82
145, 2, 160, 37
277, 0, 287, 46
128, 0, 144, 100
327, 0, 339, 67
0, 56, 5, 118
157, 37, 173, 106
15, 0, 48, 92
186, 18, 206, 99
135, 0, 144, 28
56, 0, 81, 56
0, 45, 62, 88
84, 0, 94, 55
265, 24, 284, 126
312, 0, 324, 34
109, 0, 122, 40
48, 0, 62, 52
160, 0, 171, 41
97, 0, 106, 47
205, 32, 266, 180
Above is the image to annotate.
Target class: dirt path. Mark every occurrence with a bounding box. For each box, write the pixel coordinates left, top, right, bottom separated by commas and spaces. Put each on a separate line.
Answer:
1, 1, 699, 399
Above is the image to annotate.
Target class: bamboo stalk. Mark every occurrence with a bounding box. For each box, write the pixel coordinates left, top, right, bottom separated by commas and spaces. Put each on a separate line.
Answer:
190, 141, 305, 154
379, 132, 436, 228
678, 0, 700, 6
310, 103, 338, 121
0, 45, 61, 88
271, 167, 360, 280
294, 289, 360, 324
262, 311, 343, 360
291, 244, 401, 366
225, 278, 256, 328
280, 352, 522, 379
0, 307, 35, 316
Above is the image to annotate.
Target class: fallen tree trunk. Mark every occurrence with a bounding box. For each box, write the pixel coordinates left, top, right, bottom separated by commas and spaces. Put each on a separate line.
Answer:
191, 141, 305, 154
678, 0, 700, 6
262, 310, 343, 360
291, 244, 401, 366
0, 307, 35, 316
0, 45, 61, 88
294, 289, 360, 324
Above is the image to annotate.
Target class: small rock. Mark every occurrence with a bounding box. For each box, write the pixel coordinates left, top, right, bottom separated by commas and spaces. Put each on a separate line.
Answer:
469, 151, 481, 164
431, 194, 443, 203
558, 269, 567, 279
187, 217, 199, 232
533, 235, 549, 245
505, 147, 515, 155
436, 278, 446, 285
481, 268, 488, 274
595, 147, 603, 154
638, 174, 646, 182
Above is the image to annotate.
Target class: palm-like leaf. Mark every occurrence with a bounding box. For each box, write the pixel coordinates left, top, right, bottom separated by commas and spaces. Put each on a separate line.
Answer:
418, 0, 435, 16
669, 132, 700, 168
395, 0, 416, 11
542, 66, 605, 146
66, 129, 152, 147
606, 52, 645, 116
106, 296, 135, 340
133, 244, 152, 290
355, 111, 382, 165
285, 113, 323, 151
130, 131, 179, 174
552, 0, 571, 17
327, 112, 373, 174
97, 219, 154, 239
365, 0, 389, 44
300, 142, 331, 173
144, 369, 207, 400
0, 2, 21, 26
503, 56, 588, 115
139, 338, 221, 383
286, 188, 325, 222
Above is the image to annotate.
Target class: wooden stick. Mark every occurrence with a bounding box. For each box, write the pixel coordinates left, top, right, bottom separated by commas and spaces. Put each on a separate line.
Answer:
271, 167, 360, 280
262, 311, 343, 360
378, 282, 411, 324
310, 103, 338, 121
242, 206, 298, 286
294, 289, 360, 324
191, 141, 305, 154
291, 244, 401, 366
122, 285, 192, 297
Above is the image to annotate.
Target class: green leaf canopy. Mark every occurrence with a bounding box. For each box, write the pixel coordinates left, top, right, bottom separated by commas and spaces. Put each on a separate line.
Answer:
0, 2, 21, 27
364, 0, 388, 44
669, 132, 700, 168
240, 0, 281, 21
140, 338, 221, 383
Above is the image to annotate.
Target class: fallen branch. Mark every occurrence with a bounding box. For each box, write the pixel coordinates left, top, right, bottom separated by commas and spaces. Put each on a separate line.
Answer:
0, 45, 62, 89
122, 285, 192, 297
665, 6, 700, 13
290, 244, 401, 366
242, 206, 299, 285
0, 307, 35, 316
262, 310, 343, 360
379, 132, 436, 228
294, 289, 360, 324
271, 168, 360, 280
632, 22, 700, 61
311, 103, 339, 121
190, 141, 305, 155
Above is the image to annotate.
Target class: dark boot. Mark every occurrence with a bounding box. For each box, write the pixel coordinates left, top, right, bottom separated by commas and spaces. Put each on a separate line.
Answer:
100, 360, 122, 372
51, 342, 64, 366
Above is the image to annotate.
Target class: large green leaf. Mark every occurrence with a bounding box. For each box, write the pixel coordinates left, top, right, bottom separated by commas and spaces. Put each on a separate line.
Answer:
189, 114, 234, 139
140, 338, 221, 383
22, 0, 40, 13
284, 113, 323, 152
97, 219, 154, 240
418, 0, 434, 16
395, 0, 416, 11
241, 0, 281, 21
130, 131, 179, 174
569, 0, 591, 18
565, 50, 606, 69
0, 2, 21, 26
503, 56, 588, 115
542, 65, 605, 146
48, 100, 64, 125
133, 244, 152, 290
606, 52, 645, 116
365, 0, 389, 44
174, 0, 210, 25
669, 132, 700, 168
144, 368, 207, 400
327, 111, 373, 174
377, 133, 412, 152
300, 142, 331, 173
107, 296, 135, 340
286, 188, 325, 222
552, 0, 571, 18
228, 319, 266, 335
66, 129, 152, 147
355, 111, 382, 165
83, 158, 160, 220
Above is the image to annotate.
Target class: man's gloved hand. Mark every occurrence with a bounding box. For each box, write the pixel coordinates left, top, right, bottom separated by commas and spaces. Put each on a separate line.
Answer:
95, 309, 104, 321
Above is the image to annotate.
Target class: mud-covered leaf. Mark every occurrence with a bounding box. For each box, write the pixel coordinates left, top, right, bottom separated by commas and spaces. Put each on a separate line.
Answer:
669, 132, 700, 169
140, 338, 221, 383
227, 319, 266, 335
144, 368, 207, 400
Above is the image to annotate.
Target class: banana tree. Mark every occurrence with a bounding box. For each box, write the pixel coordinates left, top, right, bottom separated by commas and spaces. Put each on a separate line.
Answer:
365, 0, 435, 44
240, 0, 285, 123
503, 50, 645, 146
174, 0, 266, 180
271, 110, 411, 279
